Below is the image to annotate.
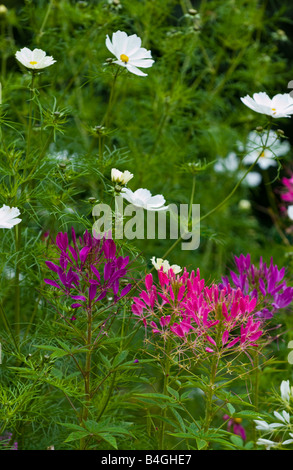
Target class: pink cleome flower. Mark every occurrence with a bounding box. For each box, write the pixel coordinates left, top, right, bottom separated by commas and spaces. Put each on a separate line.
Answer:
132, 266, 263, 354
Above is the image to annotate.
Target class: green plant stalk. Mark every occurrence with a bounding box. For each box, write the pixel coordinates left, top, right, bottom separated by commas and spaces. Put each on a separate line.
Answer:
252, 350, 260, 447
14, 223, 21, 340
36, 0, 54, 43
26, 71, 36, 160
79, 302, 94, 449
203, 354, 218, 442
159, 339, 172, 450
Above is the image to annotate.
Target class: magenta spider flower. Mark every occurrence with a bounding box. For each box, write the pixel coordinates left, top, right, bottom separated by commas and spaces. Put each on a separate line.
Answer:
281, 175, 293, 204
44, 228, 132, 313
223, 415, 246, 441
220, 254, 293, 319
132, 264, 263, 354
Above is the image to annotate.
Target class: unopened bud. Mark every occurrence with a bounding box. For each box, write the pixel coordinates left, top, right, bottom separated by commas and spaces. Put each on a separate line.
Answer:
255, 126, 263, 132
188, 8, 197, 15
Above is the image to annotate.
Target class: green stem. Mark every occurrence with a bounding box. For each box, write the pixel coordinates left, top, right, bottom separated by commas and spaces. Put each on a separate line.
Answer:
14, 223, 21, 341
80, 306, 93, 450
26, 72, 36, 160
36, 0, 54, 43
252, 351, 260, 447
203, 355, 218, 444
159, 339, 172, 450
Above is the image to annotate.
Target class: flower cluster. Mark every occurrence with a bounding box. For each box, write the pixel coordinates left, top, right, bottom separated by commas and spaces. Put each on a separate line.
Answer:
44, 228, 132, 313
220, 254, 293, 319
132, 265, 263, 355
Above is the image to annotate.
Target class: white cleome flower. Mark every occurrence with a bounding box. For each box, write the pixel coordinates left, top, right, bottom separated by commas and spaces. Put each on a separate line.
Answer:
121, 188, 168, 211
106, 30, 154, 76
256, 438, 278, 450
280, 380, 293, 403
111, 168, 134, 185
240, 92, 293, 118
0, 205, 22, 229
151, 256, 182, 274
242, 130, 290, 170
15, 47, 56, 70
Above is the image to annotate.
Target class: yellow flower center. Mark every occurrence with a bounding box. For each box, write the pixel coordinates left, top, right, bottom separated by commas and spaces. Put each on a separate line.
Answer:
271, 108, 277, 114
260, 151, 265, 158
233, 417, 242, 424
120, 54, 129, 63
29, 61, 38, 65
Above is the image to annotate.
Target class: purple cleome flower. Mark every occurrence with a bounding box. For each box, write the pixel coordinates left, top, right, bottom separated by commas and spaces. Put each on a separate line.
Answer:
220, 254, 293, 319
44, 228, 132, 312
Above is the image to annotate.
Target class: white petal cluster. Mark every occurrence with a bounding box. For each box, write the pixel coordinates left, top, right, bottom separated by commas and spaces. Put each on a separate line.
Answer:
15, 47, 56, 70
121, 188, 168, 211
106, 30, 154, 76
242, 130, 290, 170
111, 168, 134, 185
240, 92, 293, 118
0, 205, 22, 229
151, 257, 182, 274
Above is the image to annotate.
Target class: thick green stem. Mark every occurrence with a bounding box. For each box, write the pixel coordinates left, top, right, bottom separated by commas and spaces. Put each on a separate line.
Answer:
159, 340, 172, 450
203, 355, 218, 443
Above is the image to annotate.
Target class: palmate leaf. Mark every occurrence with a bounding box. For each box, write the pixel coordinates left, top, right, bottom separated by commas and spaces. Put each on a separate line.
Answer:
61, 419, 133, 449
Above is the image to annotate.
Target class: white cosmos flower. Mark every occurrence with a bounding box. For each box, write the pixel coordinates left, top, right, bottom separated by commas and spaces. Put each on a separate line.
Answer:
15, 47, 56, 70
287, 205, 293, 220
214, 152, 262, 187
106, 30, 154, 77
240, 92, 293, 118
151, 257, 182, 274
242, 130, 290, 170
0, 205, 22, 229
121, 188, 168, 211
111, 168, 133, 185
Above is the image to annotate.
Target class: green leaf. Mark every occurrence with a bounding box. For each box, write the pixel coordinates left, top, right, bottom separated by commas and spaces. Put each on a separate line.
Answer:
230, 434, 244, 447
196, 438, 207, 450
98, 433, 117, 449
64, 431, 90, 443
167, 386, 179, 401
227, 403, 236, 416
112, 350, 129, 368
